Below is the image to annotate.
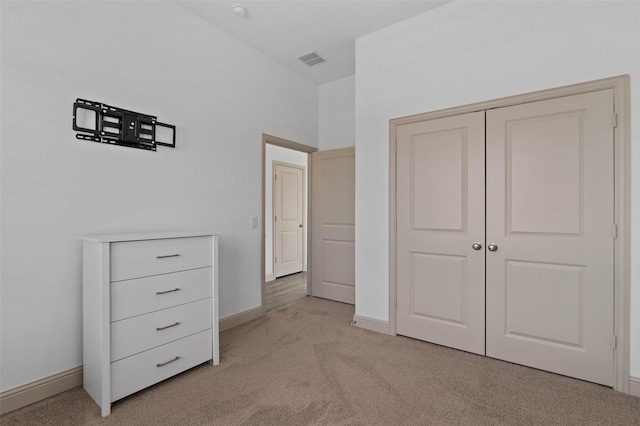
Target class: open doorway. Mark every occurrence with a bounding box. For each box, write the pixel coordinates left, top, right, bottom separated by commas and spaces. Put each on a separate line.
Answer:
262, 134, 317, 312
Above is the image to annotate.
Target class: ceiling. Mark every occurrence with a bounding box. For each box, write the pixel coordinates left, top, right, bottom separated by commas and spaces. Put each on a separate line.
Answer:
177, 1, 450, 85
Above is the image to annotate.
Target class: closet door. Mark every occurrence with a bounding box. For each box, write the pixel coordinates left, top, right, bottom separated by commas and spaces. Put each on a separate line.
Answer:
485, 90, 615, 386
396, 112, 485, 355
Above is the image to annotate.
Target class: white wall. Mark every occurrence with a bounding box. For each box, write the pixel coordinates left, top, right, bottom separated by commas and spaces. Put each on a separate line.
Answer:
319, 75, 355, 150
0, 1, 318, 391
265, 144, 308, 281
355, 1, 640, 377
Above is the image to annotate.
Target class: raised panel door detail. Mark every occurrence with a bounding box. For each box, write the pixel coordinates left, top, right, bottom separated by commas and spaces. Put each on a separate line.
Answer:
311, 148, 355, 304
507, 112, 583, 236
322, 156, 355, 226
281, 230, 300, 264
321, 240, 355, 288
486, 89, 614, 386
396, 111, 485, 356
411, 129, 466, 232
397, 89, 614, 387
410, 253, 466, 325
281, 171, 301, 221
505, 261, 583, 347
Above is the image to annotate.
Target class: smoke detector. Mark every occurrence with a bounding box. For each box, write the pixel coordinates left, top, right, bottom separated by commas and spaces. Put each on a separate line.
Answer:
232, 5, 247, 18
297, 51, 327, 67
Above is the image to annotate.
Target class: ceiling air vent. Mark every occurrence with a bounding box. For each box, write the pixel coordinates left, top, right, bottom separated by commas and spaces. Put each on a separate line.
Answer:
297, 51, 326, 67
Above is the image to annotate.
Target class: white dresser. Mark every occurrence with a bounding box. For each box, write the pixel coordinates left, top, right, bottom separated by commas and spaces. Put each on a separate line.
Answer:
79, 231, 219, 417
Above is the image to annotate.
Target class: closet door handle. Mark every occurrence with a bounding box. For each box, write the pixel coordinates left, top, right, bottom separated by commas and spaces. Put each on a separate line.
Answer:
488, 243, 498, 252
472, 242, 482, 250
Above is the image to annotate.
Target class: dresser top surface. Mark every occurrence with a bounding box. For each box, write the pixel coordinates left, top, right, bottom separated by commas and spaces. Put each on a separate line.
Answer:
78, 230, 217, 243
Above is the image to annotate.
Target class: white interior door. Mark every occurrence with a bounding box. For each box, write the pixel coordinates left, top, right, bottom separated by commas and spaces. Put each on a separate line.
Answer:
396, 112, 486, 355
486, 90, 615, 386
311, 147, 355, 304
395, 89, 614, 385
274, 162, 304, 278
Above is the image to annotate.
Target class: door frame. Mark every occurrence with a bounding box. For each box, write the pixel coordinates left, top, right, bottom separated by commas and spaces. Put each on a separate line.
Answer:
262, 134, 317, 312
272, 160, 306, 279
388, 75, 631, 393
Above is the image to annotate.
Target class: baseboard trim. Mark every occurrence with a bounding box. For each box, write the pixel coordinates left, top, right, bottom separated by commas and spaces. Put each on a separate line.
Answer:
0, 366, 83, 415
352, 314, 391, 335
629, 376, 640, 398
219, 305, 266, 332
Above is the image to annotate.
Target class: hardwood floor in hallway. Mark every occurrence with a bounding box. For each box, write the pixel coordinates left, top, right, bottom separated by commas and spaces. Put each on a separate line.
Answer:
266, 272, 307, 311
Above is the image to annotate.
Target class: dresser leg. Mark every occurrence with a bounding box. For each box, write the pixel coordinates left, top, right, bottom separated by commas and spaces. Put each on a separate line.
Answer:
101, 404, 111, 417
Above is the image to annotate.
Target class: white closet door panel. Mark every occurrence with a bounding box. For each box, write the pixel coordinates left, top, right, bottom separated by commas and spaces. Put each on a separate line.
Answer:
396, 111, 485, 355
486, 89, 614, 386
504, 261, 583, 345
410, 253, 466, 324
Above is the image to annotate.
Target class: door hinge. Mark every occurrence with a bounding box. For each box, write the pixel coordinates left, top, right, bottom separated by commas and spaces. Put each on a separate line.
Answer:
395, 219, 397, 231
275, 216, 277, 222
613, 334, 617, 350
612, 113, 618, 128
612, 224, 618, 239
275, 174, 277, 180
275, 257, 277, 263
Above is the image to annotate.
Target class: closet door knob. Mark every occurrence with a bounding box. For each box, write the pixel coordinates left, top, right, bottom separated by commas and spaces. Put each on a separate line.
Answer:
472, 242, 482, 250
488, 243, 498, 252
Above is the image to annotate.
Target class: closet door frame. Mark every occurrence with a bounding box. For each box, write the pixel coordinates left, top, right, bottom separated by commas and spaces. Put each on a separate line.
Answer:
388, 75, 631, 394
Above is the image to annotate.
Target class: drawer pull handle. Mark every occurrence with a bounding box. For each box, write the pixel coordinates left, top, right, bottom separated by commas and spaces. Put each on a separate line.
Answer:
156, 288, 180, 295
156, 321, 180, 331
156, 254, 181, 259
156, 356, 180, 367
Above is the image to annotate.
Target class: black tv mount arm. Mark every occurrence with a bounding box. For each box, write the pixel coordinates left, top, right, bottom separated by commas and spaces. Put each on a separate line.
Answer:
72, 98, 175, 151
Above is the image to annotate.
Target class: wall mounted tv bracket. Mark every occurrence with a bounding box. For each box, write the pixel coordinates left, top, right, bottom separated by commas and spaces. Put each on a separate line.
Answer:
72, 98, 176, 151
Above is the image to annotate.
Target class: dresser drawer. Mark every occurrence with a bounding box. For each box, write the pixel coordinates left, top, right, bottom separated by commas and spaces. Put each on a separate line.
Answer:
111, 299, 212, 362
110, 236, 211, 282
111, 267, 211, 321
110, 330, 212, 402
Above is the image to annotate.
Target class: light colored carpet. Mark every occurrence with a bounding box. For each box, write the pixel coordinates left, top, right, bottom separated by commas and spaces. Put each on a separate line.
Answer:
2, 297, 639, 425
